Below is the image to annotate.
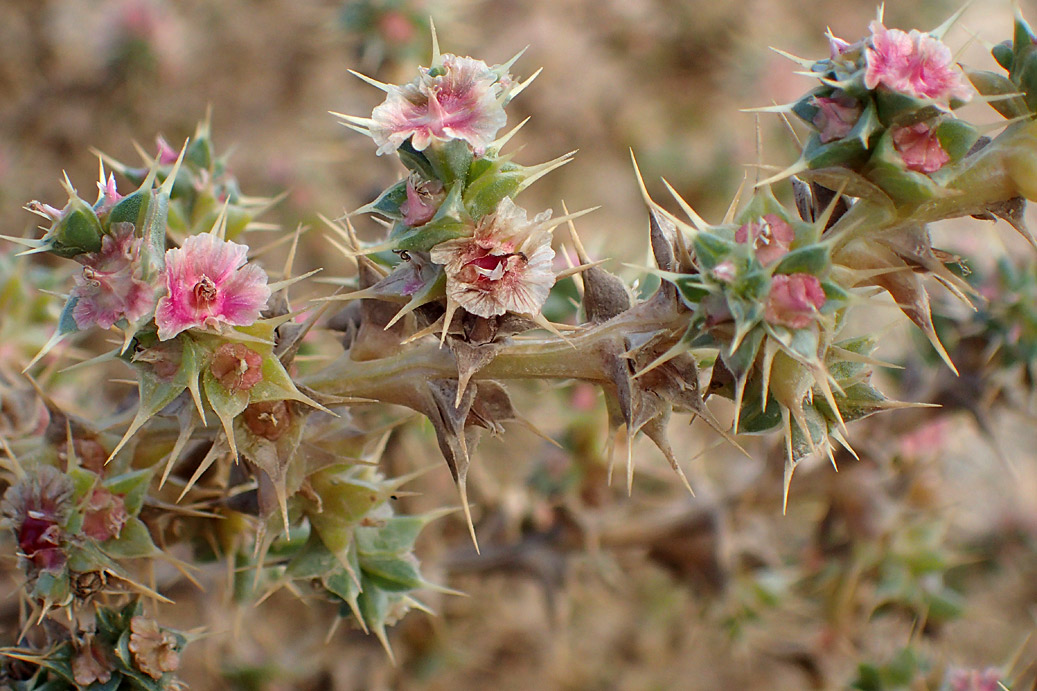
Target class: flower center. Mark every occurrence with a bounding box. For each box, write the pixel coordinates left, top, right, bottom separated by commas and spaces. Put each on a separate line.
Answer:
754, 222, 774, 249
193, 275, 217, 304
459, 252, 524, 284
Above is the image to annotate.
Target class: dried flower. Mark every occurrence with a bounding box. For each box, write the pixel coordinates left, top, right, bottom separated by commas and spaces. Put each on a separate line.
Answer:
370, 54, 508, 155
80, 487, 129, 542
128, 615, 180, 679
735, 214, 794, 266
892, 122, 951, 173
72, 637, 114, 686
243, 399, 292, 441
210, 343, 264, 392
401, 176, 445, 227
812, 94, 862, 143
765, 273, 826, 329
864, 22, 973, 104
154, 233, 270, 341
71, 222, 154, 331
1, 466, 73, 573
430, 197, 555, 318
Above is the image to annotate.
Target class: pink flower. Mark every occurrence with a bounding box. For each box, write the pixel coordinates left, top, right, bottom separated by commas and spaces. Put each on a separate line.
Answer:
429, 197, 555, 318
154, 233, 270, 341
401, 176, 445, 227
812, 94, 862, 143
765, 273, 826, 329
71, 222, 155, 330
370, 54, 508, 155
864, 22, 973, 104
892, 122, 950, 173
735, 214, 794, 266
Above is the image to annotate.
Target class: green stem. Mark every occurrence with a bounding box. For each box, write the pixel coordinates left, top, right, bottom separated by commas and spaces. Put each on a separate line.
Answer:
302, 294, 686, 399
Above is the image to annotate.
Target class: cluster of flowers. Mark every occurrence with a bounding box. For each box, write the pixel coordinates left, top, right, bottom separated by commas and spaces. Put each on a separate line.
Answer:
335, 47, 572, 324
5, 8, 1037, 683
775, 11, 979, 201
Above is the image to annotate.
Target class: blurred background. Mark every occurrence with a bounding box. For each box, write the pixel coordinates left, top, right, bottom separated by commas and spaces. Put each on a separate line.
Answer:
1, 0, 1035, 689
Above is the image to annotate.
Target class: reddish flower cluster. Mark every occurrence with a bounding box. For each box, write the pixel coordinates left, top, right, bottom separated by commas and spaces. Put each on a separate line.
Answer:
864, 22, 973, 104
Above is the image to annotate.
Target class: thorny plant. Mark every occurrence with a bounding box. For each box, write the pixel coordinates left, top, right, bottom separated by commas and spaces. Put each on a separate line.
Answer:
1, 7, 1036, 689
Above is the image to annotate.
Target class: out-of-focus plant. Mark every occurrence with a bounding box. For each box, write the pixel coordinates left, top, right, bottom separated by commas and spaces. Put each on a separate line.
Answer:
2, 6, 1036, 687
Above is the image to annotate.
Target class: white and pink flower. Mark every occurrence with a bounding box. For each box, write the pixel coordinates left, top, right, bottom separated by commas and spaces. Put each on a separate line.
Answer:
154, 233, 270, 340
429, 197, 555, 318
765, 273, 826, 329
864, 22, 973, 104
891, 122, 950, 173
370, 54, 508, 155
71, 223, 155, 330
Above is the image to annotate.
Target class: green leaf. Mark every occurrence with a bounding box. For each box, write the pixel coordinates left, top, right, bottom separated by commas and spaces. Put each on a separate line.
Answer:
772, 244, 830, 276
46, 200, 104, 258
370, 179, 409, 219
362, 556, 423, 592
966, 69, 1029, 119
692, 232, 735, 271
935, 119, 980, 161
101, 517, 156, 558
672, 277, 710, 307
285, 533, 339, 579
397, 141, 437, 180
202, 367, 250, 444
355, 516, 425, 557
736, 393, 783, 434
104, 468, 153, 516
105, 186, 150, 230
424, 139, 473, 184
463, 162, 523, 218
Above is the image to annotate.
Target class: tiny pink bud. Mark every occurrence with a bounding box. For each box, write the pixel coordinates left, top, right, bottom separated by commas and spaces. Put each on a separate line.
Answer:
401, 177, 445, 227
210, 343, 264, 392
765, 273, 826, 329
712, 260, 737, 283
891, 122, 950, 174
26, 200, 64, 221
828, 33, 853, 59
95, 173, 123, 216
155, 136, 179, 165
735, 214, 794, 266
812, 94, 862, 143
